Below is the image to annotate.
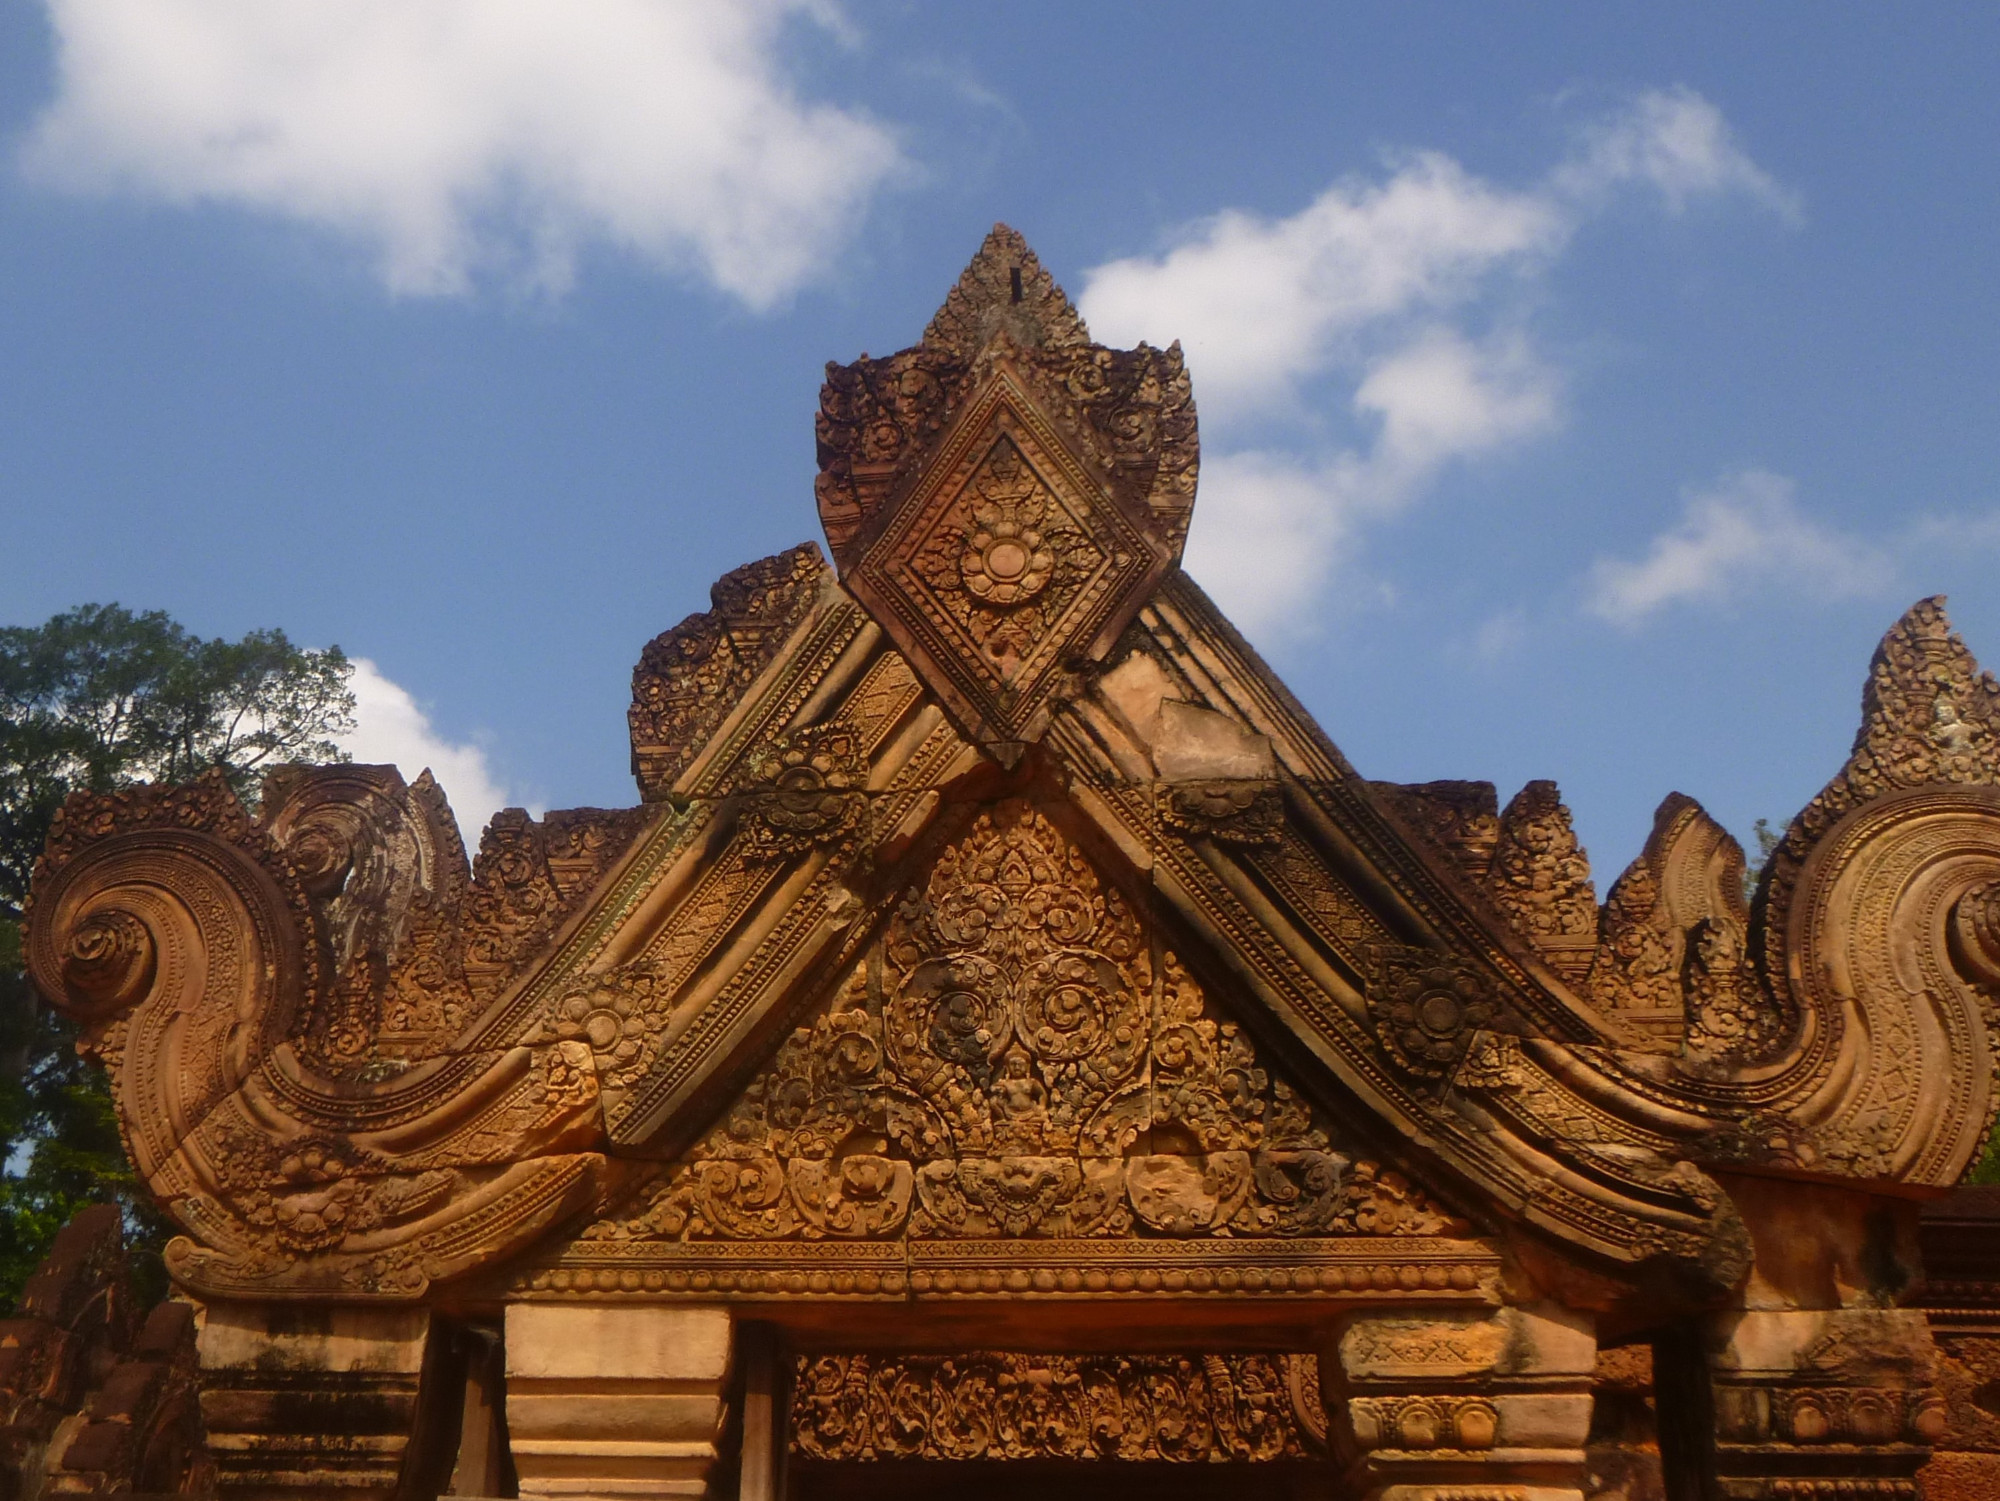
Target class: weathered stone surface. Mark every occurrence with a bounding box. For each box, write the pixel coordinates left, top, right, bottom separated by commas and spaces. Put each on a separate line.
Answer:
1321, 1304, 1597, 1500
505, 1304, 732, 1499
0, 1208, 210, 1498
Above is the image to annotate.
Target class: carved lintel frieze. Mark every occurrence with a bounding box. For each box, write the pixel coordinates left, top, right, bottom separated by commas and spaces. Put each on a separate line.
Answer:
790, 1351, 1323, 1463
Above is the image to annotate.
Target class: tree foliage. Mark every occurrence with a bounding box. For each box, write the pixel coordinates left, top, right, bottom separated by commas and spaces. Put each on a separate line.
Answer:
0, 604, 354, 1304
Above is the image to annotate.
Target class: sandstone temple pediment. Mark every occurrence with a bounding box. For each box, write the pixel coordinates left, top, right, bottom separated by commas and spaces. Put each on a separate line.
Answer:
19, 226, 2000, 1501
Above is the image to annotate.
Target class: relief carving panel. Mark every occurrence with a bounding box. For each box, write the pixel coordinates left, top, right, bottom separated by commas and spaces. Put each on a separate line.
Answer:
790, 1351, 1323, 1463
583, 801, 1464, 1245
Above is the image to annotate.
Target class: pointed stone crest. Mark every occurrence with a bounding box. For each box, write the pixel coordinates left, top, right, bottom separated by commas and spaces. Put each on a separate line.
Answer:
816, 225, 1199, 761
1761, 594, 2000, 983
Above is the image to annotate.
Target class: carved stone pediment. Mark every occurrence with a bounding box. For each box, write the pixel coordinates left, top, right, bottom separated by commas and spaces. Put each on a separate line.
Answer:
23, 227, 2000, 1365
566, 801, 1466, 1254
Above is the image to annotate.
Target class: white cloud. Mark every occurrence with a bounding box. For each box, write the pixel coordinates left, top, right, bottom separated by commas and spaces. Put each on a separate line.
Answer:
1585, 470, 1889, 626
1082, 153, 1560, 421
1186, 331, 1558, 637
1078, 89, 1792, 639
1183, 450, 1362, 628
339, 658, 523, 842
1471, 608, 1528, 662
1355, 327, 1558, 479
1905, 511, 2000, 553
1552, 87, 1800, 219
21, 0, 902, 305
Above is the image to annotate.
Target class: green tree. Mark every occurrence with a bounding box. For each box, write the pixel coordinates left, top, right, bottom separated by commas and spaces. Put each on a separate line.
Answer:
0, 604, 355, 1304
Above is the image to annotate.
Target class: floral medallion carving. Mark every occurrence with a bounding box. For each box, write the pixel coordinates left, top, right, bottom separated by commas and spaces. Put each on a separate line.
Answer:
583, 802, 1465, 1245
1157, 779, 1284, 847
845, 380, 1169, 758
955, 444, 1058, 605
1367, 947, 1510, 1084
737, 725, 869, 860
535, 965, 672, 1090
820, 227, 1192, 760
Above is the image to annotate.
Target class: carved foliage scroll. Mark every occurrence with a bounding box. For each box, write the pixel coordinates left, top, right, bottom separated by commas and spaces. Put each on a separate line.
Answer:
584, 802, 1464, 1244
1365, 947, 1511, 1085
1585, 792, 1769, 1060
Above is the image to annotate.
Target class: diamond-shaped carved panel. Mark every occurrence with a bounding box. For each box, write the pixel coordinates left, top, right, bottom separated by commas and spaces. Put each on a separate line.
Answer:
845, 364, 1174, 757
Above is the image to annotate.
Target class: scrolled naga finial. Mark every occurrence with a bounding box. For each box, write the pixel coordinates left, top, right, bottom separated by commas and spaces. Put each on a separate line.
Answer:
1951, 877, 2000, 993
1765, 783, 2000, 1183
58, 907, 157, 1017
284, 817, 355, 898
23, 765, 613, 1302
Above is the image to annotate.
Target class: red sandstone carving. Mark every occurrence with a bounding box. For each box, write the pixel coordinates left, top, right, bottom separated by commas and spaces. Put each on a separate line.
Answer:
18, 225, 2000, 1500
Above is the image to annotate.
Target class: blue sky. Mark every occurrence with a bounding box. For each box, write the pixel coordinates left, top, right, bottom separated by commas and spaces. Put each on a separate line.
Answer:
3, 3, 1998, 890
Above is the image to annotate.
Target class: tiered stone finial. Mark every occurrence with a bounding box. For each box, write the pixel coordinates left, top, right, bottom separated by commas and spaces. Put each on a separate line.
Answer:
815, 224, 1198, 762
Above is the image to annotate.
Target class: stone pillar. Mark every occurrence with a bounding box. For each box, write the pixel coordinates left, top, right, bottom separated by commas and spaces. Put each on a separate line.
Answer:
194, 1301, 432, 1500
1656, 1174, 1947, 1497
505, 1303, 733, 1500
1319, 1303, 1597, 1501
1672, 1307, 1944, 1499
735, 1324, 785, 1501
